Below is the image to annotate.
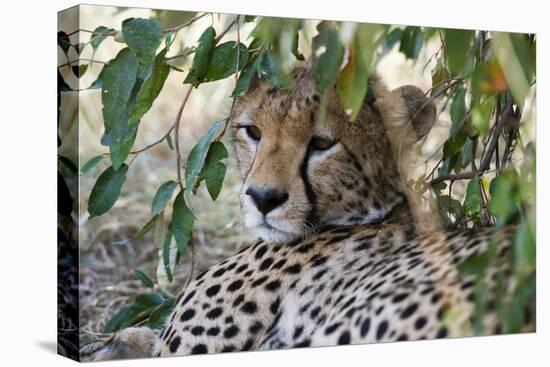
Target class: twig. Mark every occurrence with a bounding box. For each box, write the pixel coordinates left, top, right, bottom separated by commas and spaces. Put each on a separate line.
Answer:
174, 86, 194, 192
58, 59, 108, 68
430, 98, 513, 186
215, 15, 241, 141
129, 126, 175, 155
425, 77, 465, 96
66, 29, 97, 36
165, 48, 196, 61
163, 12, 210, 33
427, 158, 444, 181
215, 16, 240, 44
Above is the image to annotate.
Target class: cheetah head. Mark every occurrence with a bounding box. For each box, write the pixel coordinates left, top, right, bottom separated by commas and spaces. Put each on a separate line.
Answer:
231, 65, 436, 243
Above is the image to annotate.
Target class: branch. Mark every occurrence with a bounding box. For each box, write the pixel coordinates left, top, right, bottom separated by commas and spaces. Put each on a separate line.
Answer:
430, 98, 514, 186
129, 126, 175, 155
215, 16, 240, 44
425, 77, 465, 96
165, 48, 195, 61
58, 59, 108, 68
163, 12, 210, 33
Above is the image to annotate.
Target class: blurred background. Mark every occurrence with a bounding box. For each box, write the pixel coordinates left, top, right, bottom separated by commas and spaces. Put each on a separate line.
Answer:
57, 5, 535, 345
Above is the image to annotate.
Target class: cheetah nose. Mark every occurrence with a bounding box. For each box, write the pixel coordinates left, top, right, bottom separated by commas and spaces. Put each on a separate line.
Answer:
245, 187, 289, 215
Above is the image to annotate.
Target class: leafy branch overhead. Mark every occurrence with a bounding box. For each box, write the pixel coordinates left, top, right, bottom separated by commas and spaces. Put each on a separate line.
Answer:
58, 13, 535, 334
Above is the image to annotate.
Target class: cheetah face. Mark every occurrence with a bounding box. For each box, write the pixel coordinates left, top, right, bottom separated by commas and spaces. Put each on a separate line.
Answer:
231, 66, 435, 243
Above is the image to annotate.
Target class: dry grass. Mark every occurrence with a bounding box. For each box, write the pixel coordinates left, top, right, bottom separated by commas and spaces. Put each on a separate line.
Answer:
78, 143, 255, 346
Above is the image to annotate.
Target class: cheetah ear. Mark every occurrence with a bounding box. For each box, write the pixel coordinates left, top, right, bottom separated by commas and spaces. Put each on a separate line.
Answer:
392, 85, 436, 140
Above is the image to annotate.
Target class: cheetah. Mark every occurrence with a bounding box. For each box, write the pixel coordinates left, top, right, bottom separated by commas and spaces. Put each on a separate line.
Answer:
81, 66, 522, 361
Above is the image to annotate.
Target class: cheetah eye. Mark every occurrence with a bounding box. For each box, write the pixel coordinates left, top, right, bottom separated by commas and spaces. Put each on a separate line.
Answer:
245, 126, 262, 141
310, 136, 336, 151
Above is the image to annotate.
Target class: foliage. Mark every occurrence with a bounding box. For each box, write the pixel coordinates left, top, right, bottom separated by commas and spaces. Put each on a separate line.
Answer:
58, 12, 535, 335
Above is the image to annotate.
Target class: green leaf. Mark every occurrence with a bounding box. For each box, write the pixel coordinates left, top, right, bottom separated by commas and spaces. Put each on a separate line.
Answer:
509, 34, 536, 84
104, 304, 135, 333
444, 29, 474, 75
172, 191, 194, 254
104, 292, 164, 332
58, 155, 78, 176
204, 42, 249, 82
489, 173, 518, 222
165, 31, 175, 46
436, 194, 464, 225
257, 49, 290, 89
128, 50, 170, 125
184, 26, 216, 87
165, 134, 174, 150
431, 59, 451, 96
202, 142, 228, 200
151, 180, 178, 217
153, 211, 167, 249
513, 216, 536, 276
57, 31, 71, 55
312, 22, 343, 93
244, 15, 257, 23
399, 26, 423, 60
501, 297, 524, 334
438, 154, 458, 176
231, 56, 259, 96
291, 32, 305, 61
107, 119, 138, 171
134, 269, 155, 288
147, 298, 177, 329
72, 64, 88, 78
122, 18, 163, 65
471, 96, 495, 137
460, 137, 475, 168
184, 120, 225, 193
135, 293, 164, 308
464, 178, 482, 217
90, 26, 114, 51
88, 164, 129, 217
457, 244, 495, 276
383, 28, 403, 51
431, 180, 447, 193
443, 130, 468, 158
450, 86, 467, 136
336, 24, 379, 120
249, 17, 274, 42
162, 226, 174, 282
58, 70, 72, 92
112, 215, 156, 245
101, 48, 139, 133
80, 155, 104, 175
